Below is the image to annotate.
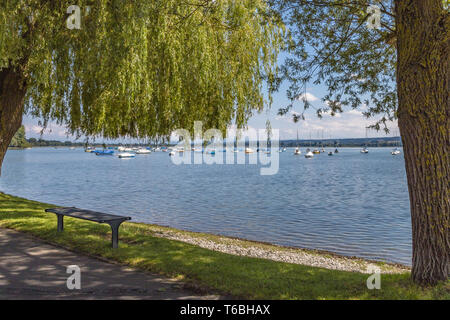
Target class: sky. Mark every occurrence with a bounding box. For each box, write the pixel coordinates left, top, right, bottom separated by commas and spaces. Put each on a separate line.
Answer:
22, 54, 399, 143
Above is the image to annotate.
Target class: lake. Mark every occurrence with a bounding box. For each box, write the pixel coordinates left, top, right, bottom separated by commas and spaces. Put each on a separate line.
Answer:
0, 147, 412, 265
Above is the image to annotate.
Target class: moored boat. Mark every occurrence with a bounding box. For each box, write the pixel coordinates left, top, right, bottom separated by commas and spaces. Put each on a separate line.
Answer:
305, 151, 314, 158
118, 152, 135, 158
95, 149, 114, 156
135, 148, 151, 154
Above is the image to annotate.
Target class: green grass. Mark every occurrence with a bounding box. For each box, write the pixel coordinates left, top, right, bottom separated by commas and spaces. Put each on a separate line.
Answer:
0, 192, 448, 300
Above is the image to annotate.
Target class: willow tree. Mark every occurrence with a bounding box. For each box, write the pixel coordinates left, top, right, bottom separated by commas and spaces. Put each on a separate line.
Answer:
272, 0, 448, 285
0, 0, 283, 172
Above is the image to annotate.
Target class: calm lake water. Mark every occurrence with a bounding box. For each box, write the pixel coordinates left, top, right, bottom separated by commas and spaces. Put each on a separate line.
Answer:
0, 147, 412, 265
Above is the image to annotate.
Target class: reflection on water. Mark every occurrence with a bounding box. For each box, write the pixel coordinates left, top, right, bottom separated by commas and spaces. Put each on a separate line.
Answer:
1, 147, 412, 265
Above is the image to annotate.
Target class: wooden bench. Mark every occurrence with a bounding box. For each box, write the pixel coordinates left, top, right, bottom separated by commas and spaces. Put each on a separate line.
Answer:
45, 207, 131, 248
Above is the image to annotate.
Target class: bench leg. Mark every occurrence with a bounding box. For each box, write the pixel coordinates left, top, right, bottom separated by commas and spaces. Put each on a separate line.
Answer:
108, 221, 123, 249
57, 214, 64, 232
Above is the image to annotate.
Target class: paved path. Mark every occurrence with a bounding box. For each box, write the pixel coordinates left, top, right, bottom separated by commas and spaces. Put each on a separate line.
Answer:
0, 228, 221, 300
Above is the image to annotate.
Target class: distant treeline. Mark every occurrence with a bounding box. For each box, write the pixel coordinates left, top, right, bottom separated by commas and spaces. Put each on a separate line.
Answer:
25, 138, 86, 147
279, 137, 402, 148
13, 137, 402, 148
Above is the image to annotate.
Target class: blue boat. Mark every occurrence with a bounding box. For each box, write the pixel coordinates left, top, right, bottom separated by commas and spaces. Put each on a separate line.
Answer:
95, 150, 114, 156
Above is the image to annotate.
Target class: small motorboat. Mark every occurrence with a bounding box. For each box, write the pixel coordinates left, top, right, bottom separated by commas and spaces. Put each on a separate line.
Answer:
328, 152, 333, 156
391, 148, 401, 155
118, 152, 135, 158
305, 151, 314, 158
294, 147, 301, 155
135, 148, 151, 154
245, 148, 255, 154
361, 147, 369, 154
95, 149, 114, 156
312, 149, 320, 154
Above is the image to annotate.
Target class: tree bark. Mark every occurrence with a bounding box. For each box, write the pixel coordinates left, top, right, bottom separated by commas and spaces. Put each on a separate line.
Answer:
395, 0, 449, 285
0, 66, 27, 175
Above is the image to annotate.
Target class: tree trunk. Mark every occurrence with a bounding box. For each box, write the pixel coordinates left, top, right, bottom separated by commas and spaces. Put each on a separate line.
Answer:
0, 66, 27, 175
395, 0, 449, 285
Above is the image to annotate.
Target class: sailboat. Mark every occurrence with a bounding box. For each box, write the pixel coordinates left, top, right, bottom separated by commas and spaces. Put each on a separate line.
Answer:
391, 148, 400, 155
391, 130, 401, 155
294, 129, 301, 155
361, 128, 369, 153
305, 133, 314, 158
305, 150, 314, 158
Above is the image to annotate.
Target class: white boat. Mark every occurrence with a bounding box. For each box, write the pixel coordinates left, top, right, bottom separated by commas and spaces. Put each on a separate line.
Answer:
294, 130, 301, 155
169, 151, 175, 156
245, 147, 255, 154
305, 151, 314, 158
391, 132, 401, 155
135, 148, 151, 154
361, 128, 369, 153
117, 152, 135, 158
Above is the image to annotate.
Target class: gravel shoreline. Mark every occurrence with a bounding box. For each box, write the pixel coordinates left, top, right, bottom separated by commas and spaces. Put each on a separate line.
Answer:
139, 224, 410, 274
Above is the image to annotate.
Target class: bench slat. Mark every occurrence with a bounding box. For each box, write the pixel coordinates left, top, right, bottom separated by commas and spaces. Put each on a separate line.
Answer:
45, 207, 131, 223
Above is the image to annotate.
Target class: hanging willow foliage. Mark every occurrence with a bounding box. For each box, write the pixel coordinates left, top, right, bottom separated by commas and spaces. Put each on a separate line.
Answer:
0, 0, 284, 140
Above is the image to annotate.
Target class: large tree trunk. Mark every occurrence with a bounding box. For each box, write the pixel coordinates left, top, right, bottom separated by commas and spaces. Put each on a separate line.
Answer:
395, 0, 449, 285
0, 66, 27, 175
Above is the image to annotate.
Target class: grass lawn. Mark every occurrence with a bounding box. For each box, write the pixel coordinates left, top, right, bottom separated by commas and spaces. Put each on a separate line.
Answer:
0, 192, 448, 300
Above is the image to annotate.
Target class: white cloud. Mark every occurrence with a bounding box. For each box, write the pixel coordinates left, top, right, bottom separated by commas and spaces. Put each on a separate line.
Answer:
297, 92, 319, 102
24, 123, 68, 139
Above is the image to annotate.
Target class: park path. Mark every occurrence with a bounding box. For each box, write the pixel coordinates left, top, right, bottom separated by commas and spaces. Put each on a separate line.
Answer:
0, 228, 221, 300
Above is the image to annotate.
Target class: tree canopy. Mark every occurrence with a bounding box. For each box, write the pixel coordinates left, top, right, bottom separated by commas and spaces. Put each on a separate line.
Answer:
271, 0, 449, 286
0, 0, 284, 140
9, 125, 30, 148
272, 0, 399, 131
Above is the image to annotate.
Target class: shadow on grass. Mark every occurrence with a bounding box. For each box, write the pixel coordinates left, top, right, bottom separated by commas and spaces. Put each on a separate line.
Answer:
0, 192, 448, 300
